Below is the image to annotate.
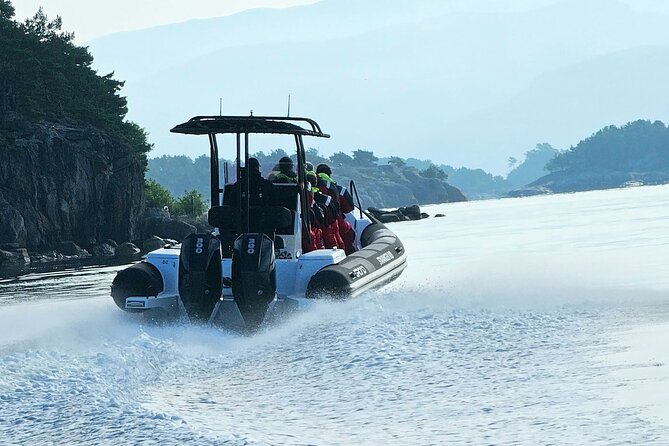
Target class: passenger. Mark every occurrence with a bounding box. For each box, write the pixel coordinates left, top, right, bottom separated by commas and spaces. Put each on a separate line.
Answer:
302, 171, 321, 252
248, 157, 274, 195
271, 156, 298, 184
305, 171, 338, 250
315, 163, 340, 201
225, 157, 273, 208
316, 164, 355, 254
302, 171, 320, 252
266, 163, 280, 182
312, 164, 344, 249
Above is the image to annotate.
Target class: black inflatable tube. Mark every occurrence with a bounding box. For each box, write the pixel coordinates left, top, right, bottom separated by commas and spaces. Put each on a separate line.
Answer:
305, 222, 407, 299
111, 262, 164, 311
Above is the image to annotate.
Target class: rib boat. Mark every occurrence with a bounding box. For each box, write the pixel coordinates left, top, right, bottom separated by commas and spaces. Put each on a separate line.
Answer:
111, 115, 407, 331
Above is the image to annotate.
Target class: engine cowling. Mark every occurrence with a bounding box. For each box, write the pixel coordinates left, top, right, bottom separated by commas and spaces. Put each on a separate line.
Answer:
179, 233, 222, 322
232, 233, 277, 331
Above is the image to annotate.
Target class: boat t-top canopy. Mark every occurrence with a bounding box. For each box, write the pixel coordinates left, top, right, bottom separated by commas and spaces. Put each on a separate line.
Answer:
169, 114, 328, 235
170, 115, 330, 138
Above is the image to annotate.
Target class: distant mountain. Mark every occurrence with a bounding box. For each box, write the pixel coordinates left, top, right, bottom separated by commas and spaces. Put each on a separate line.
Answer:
450, 46, 669, 171
88, 0, 567, 83
88, 0, 669, 173
441, 143, 558, 199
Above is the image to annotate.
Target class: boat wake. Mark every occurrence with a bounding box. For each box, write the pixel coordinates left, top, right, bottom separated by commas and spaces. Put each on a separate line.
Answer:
2, 188, 669, 445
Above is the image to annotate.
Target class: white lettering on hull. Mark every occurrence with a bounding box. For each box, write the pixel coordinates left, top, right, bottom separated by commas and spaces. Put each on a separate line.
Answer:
376, 251, 394, 266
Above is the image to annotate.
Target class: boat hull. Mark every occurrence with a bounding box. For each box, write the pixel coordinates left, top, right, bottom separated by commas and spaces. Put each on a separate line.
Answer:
110, 216, 406, 330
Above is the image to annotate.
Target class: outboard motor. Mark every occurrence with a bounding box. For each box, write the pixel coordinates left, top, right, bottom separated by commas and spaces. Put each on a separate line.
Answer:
232, 233, 277, 331
179, 233, 223, 322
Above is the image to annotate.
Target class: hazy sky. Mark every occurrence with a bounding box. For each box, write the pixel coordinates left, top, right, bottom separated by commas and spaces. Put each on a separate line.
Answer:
13, 0, 318, 42
14, 0, 669, 43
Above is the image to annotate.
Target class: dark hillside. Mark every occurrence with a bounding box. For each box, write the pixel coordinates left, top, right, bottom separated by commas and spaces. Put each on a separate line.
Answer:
511, 120, 669, 195
0, 1, 151, 252
546, 120, 669, 173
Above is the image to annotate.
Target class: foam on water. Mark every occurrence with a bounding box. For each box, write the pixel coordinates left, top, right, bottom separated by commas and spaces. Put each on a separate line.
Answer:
1, 185, 668, 444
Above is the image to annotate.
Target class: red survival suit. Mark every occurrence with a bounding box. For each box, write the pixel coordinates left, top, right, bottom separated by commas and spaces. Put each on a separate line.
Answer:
316, 172, 354, 253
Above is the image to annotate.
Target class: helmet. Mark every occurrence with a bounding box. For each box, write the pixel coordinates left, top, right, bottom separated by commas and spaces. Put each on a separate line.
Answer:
279, 156, 293, 173
306, 171, 318, 186
316, 163, 332, 176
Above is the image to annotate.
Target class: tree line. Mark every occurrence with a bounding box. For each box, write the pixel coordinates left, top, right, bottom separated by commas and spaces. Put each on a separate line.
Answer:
145, 179, 207, 217
546, 120, 669, 173
0, 1, 151, 164
146, 148, 451, 207
146, 117, 668, 204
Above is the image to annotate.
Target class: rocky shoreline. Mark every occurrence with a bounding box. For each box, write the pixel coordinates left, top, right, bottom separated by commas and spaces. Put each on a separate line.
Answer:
0, 207, 202, 272
0, 237, 171, 270
507, 169, 669, 197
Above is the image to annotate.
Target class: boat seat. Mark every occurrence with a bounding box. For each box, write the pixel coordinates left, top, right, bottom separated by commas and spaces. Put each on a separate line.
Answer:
223, 183, 271, 208
208, 204, 238, 230
269, 184, 300, 211
251, 206, 293, 235
208, 205, 293, 235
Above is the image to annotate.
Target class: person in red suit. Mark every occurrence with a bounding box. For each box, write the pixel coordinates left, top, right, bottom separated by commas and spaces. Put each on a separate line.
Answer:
315, 164, 355, 254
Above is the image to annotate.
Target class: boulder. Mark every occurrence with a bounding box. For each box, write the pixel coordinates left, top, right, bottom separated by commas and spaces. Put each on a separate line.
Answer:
102, 239, 118, 248
163, 238, 179, 247
143, 217, 196, 241
398, 205, 421, 220
30, 251, 61, 263
0, 248, 31, 266
368, 205, 427, 223
58, 241, 90, 257
142, 236, 167, 253
91, 243, 116, 257
434, 213, 446, 218
378, 213, 401, 223
116, 242, 141, 257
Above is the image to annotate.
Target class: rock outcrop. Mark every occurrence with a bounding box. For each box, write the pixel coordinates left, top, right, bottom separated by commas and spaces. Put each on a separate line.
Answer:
368, 205, 430, 223
116, 242, 141, 257
141, 235, 168, 253
0, 122, 145, 251
0, 248, 30, 266
508, 169, 669, 197
143, 217, 196, 242
333, 165, 466, 209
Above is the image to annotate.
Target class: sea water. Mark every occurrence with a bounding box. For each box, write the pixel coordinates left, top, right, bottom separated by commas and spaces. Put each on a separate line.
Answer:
1, 185, 668, 445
